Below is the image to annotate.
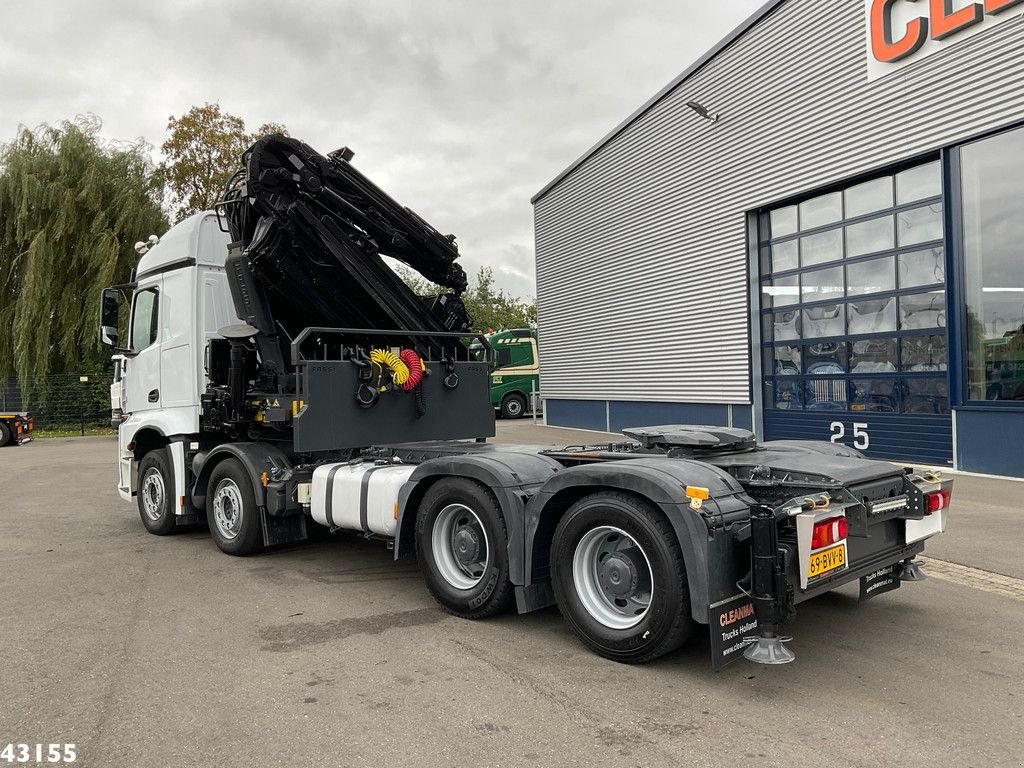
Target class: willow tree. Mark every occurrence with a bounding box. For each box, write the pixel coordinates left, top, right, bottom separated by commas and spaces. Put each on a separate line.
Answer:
0, 117, 168, 384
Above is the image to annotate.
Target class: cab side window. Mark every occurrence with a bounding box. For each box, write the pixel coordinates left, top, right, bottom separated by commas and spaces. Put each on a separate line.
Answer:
130, 289, 160, 351
508, 342, 535, 368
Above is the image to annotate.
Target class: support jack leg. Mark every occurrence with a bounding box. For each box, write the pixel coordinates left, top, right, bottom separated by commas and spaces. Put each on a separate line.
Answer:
746, 504, 797, 665
900, 558, 926, 582
743, 633, 795, 665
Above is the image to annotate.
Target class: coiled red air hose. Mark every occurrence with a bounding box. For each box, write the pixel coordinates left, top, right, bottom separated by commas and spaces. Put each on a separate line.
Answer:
400, 349, 424, 391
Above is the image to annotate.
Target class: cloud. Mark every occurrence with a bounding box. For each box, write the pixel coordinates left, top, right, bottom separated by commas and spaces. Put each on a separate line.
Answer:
0, 0, 765, 299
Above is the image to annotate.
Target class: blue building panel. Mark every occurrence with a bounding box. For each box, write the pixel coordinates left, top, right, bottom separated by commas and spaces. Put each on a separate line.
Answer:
732, 406, 754, 431
954, 410, 1024, 478
763, 410, 952, 465
608, 401, 729, 433
543, 399, 607, 431
545, 399, 742, 435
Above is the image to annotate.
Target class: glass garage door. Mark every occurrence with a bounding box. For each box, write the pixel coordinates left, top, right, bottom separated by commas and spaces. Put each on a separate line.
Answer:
758, 160, 952, 464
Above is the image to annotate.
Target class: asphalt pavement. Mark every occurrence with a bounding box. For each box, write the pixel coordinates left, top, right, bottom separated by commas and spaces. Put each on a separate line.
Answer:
1, 426, 1021, 768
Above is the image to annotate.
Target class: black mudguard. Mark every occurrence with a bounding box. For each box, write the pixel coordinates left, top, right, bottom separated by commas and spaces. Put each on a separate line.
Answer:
524, 458, 753, 624
190, 441, 293, 511
394, 452, 563, 588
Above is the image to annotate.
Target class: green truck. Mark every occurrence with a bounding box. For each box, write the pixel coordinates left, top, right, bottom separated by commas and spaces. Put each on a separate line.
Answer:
478, 328, 539, 418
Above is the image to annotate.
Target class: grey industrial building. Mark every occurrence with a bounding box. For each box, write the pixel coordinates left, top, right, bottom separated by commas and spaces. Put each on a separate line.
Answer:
532, 0, 1024, 477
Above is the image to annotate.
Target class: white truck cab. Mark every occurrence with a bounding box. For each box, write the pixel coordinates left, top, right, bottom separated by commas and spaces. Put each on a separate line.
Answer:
105, 212, 239, 508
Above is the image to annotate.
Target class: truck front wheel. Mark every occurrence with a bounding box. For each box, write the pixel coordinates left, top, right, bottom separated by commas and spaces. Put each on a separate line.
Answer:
550, 491, 695, 663
416, 478, 515, 619
499, 393, 527, 419
206, 458, 263, 556
137, 448, 176, 535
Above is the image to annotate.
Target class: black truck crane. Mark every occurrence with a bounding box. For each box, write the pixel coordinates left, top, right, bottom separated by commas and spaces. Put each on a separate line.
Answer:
100, 135, 951, 667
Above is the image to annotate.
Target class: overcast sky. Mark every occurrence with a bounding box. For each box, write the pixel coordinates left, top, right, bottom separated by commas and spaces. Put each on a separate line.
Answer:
0, 1, 764, 298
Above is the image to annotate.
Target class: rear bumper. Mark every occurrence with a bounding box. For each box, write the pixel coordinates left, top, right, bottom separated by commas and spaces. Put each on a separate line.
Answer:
795, 539, 925, 603
789, 473, 948, 600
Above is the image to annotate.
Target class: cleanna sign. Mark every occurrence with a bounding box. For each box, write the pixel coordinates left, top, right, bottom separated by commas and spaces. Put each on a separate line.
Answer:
865, 0, 1023, 79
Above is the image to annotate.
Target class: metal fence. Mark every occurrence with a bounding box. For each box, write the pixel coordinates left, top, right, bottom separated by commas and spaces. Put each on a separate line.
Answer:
0, 373, 113, 434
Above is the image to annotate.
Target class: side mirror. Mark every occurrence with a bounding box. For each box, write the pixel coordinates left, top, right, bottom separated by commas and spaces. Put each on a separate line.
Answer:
99, 288, 120, 348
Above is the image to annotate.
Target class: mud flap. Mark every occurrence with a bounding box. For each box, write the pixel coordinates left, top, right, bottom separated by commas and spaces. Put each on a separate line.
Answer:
708, 594, 760, 671
859, 564, 901, 600
261, 508, 308, 546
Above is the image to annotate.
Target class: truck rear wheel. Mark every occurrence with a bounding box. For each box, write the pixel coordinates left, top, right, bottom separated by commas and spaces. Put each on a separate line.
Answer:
550, 491, 695, 663
500, 393, 527, 419
415, 478, 515, 619
137, 448, 176, 535
206, 458, 263, 556
0, 421, 11, 447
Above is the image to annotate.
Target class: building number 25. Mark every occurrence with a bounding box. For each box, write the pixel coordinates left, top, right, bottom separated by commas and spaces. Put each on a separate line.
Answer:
830, 421, 870, 450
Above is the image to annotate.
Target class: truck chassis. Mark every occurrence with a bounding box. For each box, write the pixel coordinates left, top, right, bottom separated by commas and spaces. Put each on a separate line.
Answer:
126, 410, 949, 668
103, 136, 951, 668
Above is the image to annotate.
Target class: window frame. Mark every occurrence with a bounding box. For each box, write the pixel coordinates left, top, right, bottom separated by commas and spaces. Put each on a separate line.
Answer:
948, 125, 1024, 410
494, 347, 514, 370
758, 157, 951, 416
129, 287, 161, 353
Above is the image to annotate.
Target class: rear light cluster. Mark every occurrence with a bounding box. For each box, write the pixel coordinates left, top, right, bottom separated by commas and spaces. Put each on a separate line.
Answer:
811, 516, 849, 550
924, 488, 952, 514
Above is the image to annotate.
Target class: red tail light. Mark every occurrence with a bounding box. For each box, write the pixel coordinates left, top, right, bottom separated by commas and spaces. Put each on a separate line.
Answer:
924, 488, 951, 514
811, 516, 849, 550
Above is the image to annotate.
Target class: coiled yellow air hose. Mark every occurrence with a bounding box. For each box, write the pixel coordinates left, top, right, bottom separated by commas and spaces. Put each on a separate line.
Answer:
370, 348, 410, 388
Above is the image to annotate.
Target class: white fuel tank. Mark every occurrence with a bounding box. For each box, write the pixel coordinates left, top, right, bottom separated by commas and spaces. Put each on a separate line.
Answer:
310, 461, 417, 537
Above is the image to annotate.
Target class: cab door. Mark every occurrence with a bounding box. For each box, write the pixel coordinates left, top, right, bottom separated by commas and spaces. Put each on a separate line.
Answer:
122, 279, 162, 416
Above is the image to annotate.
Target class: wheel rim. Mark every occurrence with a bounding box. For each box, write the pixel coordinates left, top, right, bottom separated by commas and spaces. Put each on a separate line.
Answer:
140, 468, 165, 521
212, 478, 244, 540
572, 525, 653, 630
506, 398, 523, 416
431, 503, 489, 590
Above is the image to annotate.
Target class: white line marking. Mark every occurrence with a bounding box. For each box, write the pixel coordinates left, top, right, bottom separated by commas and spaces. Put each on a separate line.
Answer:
919, 557, 1024, 601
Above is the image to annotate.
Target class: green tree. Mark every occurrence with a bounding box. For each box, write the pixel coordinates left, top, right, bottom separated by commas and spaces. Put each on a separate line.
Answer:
0, 117, 167, 383
396, 264, 536, 332
158, 103, 287, 220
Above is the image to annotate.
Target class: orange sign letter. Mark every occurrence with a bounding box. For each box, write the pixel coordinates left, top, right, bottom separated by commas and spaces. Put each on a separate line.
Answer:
871, 0, 929, 62
985, 0, 1024, 12
930, 0, 984, 39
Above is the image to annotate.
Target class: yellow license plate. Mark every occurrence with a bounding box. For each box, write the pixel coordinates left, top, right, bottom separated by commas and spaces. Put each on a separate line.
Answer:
808, 544, 847, 580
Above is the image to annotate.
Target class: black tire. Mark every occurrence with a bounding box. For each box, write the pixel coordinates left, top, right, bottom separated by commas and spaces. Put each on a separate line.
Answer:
206, 458, 263, 556
550, 491, 696, 663
137, 448, 177, 535
0, 421, 11, 447
415, 477, 515, 618
500, 393, 527, 419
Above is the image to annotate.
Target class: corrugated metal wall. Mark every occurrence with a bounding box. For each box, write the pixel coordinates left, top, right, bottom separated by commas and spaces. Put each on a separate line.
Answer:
533, 0, 1024, 405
